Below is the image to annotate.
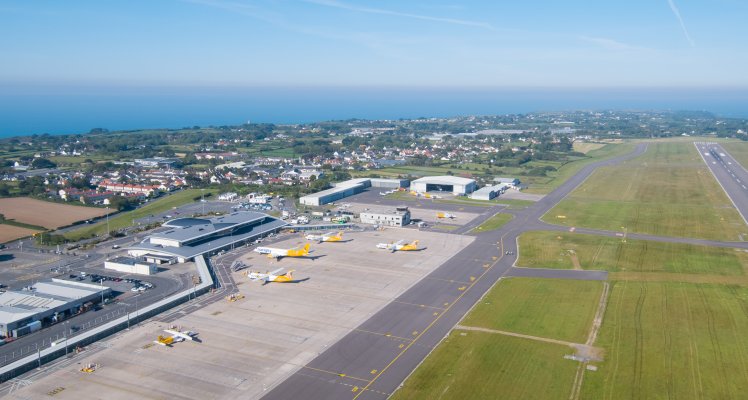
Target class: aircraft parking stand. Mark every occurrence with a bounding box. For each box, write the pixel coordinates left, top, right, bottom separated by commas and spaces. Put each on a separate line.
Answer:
7, 229, 473, 400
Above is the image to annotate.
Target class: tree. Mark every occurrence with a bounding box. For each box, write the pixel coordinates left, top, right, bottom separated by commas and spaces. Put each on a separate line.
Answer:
30, 158, 57, 169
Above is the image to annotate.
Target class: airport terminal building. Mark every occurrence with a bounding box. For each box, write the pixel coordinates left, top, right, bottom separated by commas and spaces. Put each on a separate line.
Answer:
359, 206, 411, 227
128, 211, 287, 263
410, 176, 477, 195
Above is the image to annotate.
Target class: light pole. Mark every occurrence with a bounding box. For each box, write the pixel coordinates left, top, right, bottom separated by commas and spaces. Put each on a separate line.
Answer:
201, 189, 205, 214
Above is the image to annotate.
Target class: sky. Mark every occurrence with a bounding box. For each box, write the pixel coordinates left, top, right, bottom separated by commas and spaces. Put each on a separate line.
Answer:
1, 0, 747, 88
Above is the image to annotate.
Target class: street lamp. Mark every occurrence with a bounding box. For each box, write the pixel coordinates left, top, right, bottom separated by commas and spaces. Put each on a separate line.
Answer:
201, 189, 206, 214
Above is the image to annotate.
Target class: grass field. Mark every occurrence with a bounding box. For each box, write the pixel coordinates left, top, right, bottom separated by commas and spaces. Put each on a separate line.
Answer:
0, 197, 112, 229
573, 142, 606, 154
543, 142, 747, 241
518, 231, 748, 276
462, 278, 602, 343
391, 333, 578, 400
721, 141, 748, 169
64, 189, 214, 241
0, 224, 41, 243
473, 213, 513, 232
580, 281, 748, 399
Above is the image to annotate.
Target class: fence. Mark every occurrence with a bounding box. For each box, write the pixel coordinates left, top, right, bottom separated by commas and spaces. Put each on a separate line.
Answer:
0, 255, 214, 383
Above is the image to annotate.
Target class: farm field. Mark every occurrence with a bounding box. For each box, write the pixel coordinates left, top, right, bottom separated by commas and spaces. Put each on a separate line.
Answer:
0, 197, 111, 229
462, 278, 602, 343
573, 142, 606, 154
64, 189, 214, 241
0, 224, 41, 243
518, 231, 748, 276
580, 281, 748, 399
391, 332, 578, 400
544, 142, 747, 241
473, 212, 513, 232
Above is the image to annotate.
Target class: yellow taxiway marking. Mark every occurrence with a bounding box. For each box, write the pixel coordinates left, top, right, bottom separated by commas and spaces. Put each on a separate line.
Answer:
371, 369, 378, 374
302, 366, 370, 383
458, 286, 467, 291
352, 230, 512, 400
355, 329, 413, 342
412, 331, 419, 336
470, 276, 476, 282
393, 300, 447, 310
433, 312, 439, 316
398, 343, 405, 349
425, 276, 473, 285
352, 386, 359, 392
483, 263, 490, 268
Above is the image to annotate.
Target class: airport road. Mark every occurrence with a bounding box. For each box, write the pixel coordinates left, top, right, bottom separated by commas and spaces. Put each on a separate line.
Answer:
695, 142, 748, 226
263, 143, 649, 400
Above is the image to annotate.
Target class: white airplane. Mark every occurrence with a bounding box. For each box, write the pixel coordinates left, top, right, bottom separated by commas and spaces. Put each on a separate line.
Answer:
305, 231, 344, 243
153, 329, 198, 347
376, 240, 420, 252
254, 243, 310, 260
247, 268, 295, 284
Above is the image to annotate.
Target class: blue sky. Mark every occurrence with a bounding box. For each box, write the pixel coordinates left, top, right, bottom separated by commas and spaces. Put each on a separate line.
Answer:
1, 0, 747, 88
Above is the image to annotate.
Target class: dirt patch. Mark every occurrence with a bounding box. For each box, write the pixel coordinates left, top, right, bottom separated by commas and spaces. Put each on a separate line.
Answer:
0, 197, 112, 229
567, 250, 582, 270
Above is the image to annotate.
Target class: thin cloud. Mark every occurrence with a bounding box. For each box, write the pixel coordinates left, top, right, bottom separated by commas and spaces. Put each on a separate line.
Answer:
304, 0, 495, 31
579, 36, 650, 52
667, 0, 695, 47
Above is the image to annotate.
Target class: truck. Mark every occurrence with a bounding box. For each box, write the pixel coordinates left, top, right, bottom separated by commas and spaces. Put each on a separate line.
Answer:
297, 215, 310, 224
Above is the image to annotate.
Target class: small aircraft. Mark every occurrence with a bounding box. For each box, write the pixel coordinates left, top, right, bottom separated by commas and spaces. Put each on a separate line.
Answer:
247, 268, 295, 284
153, 329, 199, 347
305, 231, 344, 243
254, 243, 310, 260
376, 240, 420, 252
437, 212, 456, 219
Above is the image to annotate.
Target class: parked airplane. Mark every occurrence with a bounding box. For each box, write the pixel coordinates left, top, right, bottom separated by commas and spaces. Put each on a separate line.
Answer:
376, 240, 420, 252
254, 243, 310, 260
437, 212, 456, 219
305, 231, 344, 243
247, 268, 295, 284
153, 329, 198, 347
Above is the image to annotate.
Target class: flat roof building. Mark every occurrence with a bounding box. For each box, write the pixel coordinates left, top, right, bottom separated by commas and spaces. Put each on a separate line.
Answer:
360, 206, 411, 227
300, 178, 409, 206
0, 280, 111, 338
105, 256, 158, 275
470, 184, 510, 201
128, 211, 287, 263
410, 176, 477, 195
494, 177, 520, 186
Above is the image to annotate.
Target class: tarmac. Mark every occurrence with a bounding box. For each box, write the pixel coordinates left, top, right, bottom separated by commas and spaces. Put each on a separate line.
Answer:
5, 230, 473, 400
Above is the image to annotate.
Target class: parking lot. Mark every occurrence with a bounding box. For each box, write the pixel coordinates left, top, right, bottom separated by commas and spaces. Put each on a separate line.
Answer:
7, 229, 474, 400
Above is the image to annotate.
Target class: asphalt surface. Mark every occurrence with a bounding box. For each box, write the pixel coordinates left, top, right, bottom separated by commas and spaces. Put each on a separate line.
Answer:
694, 142, 748, 226
263, 143, 650, 400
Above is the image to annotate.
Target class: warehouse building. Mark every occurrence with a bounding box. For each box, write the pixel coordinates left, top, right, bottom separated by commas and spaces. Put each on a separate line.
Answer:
360, 206, 411, 227
494, 177, 520, 187
300, 178, 409, 206
410, 176, 477, 195
0, 280, 111, 338
128, 211, 287, 263
470, 184, 511, 201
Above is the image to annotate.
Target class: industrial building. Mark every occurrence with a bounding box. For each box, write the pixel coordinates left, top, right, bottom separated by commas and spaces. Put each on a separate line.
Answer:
127, 211, 287, 263
360, 206, 411, 227
0, 280, 111, 338
494, 177, 520, 187
299, 177, 408, 206
410, 176, 478, 195
470, 184, 511, 201
105, 256, 159, 275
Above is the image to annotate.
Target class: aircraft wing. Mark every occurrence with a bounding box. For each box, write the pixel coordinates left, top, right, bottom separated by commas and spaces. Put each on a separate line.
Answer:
394, 240, 406, 246
269, 268, 284, 276
164, 329, 195, 341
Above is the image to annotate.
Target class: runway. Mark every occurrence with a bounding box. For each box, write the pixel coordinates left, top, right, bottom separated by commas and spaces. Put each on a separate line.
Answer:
694, 142, 748, 226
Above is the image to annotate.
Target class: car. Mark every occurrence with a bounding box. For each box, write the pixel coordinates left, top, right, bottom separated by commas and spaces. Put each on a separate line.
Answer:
111, 245, 120, 249
130, 287, 140, 292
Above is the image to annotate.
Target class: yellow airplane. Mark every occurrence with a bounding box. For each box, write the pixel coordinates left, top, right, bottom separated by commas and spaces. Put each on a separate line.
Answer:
305, 231, 344, 243
247, 268, 296, 285
437, 212, 456, 219
376, 240, 420, 252
153, 329, 199, 346
254, 243, 310, 260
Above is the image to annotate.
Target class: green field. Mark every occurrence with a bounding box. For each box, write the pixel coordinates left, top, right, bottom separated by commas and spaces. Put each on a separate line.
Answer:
544, 142, 747, 241
64, 189, 214, 241
462, 278, 602, 343
391, 333, 578, 400
721, 141, 748, 169
581, 281, 748, 399
473, 212, 513, 232
518, 231, 748, 276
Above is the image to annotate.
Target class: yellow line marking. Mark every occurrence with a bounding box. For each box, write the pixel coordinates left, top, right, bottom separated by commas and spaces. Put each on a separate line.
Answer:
412, 331, 418, 336
352, 230, 511, 399
398, 344, 405, 349
392, 300, 447, 310
371, 369, 378, 374
424, 276, 473, 285
352, 386, 359, 392
301, 366, 370, 383
354, 329, 413, 342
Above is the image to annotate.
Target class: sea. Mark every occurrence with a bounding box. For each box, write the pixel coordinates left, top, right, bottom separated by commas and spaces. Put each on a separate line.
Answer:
1, 85, 747, 138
